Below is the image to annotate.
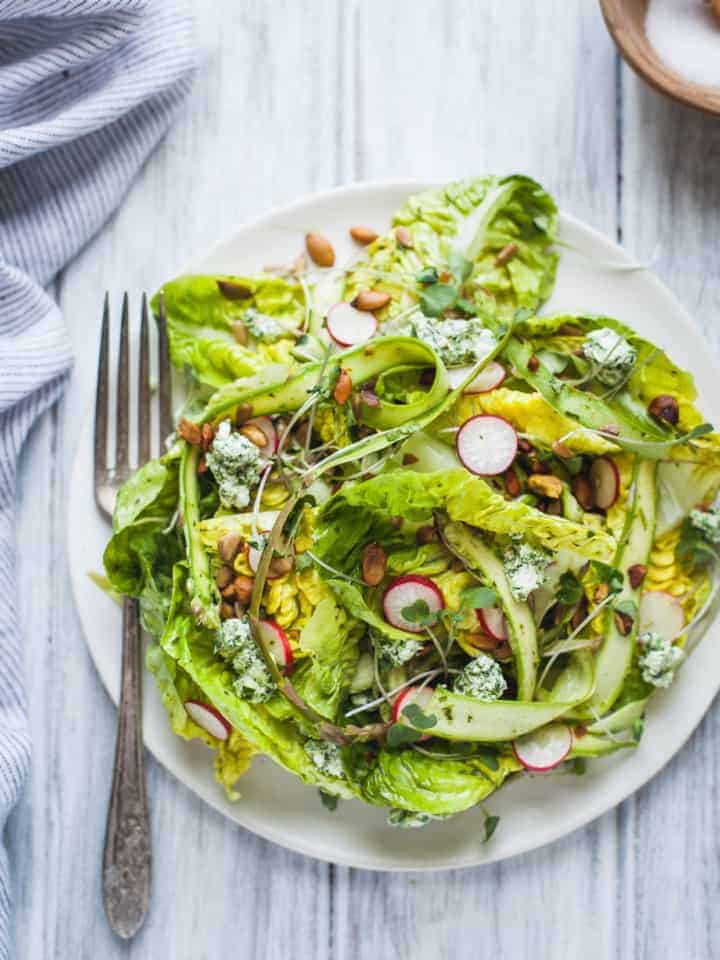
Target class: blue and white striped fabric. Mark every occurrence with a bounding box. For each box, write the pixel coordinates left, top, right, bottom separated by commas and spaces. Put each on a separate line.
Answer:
0, 2, 195, 954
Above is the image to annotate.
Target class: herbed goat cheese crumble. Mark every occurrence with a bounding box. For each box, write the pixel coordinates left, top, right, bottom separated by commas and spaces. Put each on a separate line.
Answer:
244, 307, 285, 342
374, 630, 424, 666
453, 653, 507, 702
689, 507, 720, 544
411, 315, 496, 367
581, 327, 637, 387
205, 419, 262, 510
638, 631, 684, 688
215, 616, 275, 703
304, 739, 345, 779
502, 540, 550, 601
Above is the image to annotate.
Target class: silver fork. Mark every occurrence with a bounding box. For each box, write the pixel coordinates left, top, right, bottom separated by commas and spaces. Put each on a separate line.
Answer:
94, 292, 172, 938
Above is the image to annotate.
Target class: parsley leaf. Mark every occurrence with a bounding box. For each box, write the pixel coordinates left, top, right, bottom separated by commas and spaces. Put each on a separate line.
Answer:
401, 703, 437, 730
632, 716, 645, 744
419, 282, 458, 318
591, 561, 624, 594
400, 598, 435, 626
557, 572, 583, 606
319, 790, 339, 811
416, 266, 439, 285
461, 585, 497, 610
483, 814, 500, 843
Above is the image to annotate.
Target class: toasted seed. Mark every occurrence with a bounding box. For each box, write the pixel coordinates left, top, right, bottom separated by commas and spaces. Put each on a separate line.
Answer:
235, 403, 253, 425
268, 554, 294, 578
395, 226, 413, 249
517, 438, 533, 454
216, 566, 234, 589
178, 417, 202, 445
572, 474, 595, 511
221, 582, 236, 600
494, 242, 519, 267
594, 583, 610, 603
352, 290, 392, 312
628, 564, 647, 589
402, 452, 419, 466
614, 610, 634, 636
451, 558, 465, 573
416, 525, 437, 545
218, 532, 243, 565
239, 423, 269, 448
527, 474, 563, 499
349, 225, 379, 245
574, 724, 588, 738
527, 354, 540, 372
333, 368, 352, 405
294, 420, 311, 448
231, 320, 249, 345
648, 394, 679, 426
361, 543, 387, 586
552, 439, 573, 459
504, 468, 521, 497
201, 422, 215, 452
360, 388, 380, 408
390, 516, 403, 529
438, 270, 453, 283
217, 279, 252, 300
305, 232, 335, 267
233, 575, 255, 605
530, 459, 551, 475
220, 602, 235, 620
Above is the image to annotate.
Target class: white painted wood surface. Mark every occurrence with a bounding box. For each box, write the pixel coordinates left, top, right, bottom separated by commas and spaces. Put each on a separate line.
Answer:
7, 1, 720, 956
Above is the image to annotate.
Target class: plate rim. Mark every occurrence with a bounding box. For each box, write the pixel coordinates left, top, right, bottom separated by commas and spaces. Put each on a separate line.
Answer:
69, 177, 720, 871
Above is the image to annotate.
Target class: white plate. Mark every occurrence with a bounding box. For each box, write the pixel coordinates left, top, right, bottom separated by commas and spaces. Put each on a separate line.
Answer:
68, 179, 720, 871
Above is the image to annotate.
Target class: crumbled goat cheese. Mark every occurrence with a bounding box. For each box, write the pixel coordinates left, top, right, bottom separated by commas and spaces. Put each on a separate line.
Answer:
411, 315, 496, 367
244, 307, 285, 342
205, 419, 262, 510
690, 507, 720, 544
638, 631, 684, 688
304, 739, 345, 779
581, 327, 637, 387
216, 616, 275, 703
502, 541, 550, 601
453, 653, 507, 702
374, 629, 424, 666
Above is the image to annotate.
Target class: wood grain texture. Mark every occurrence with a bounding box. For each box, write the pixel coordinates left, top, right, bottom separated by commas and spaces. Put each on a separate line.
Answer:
5, 1, 718, 957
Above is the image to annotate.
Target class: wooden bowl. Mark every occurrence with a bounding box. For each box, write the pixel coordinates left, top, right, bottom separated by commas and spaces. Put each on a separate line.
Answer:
599, 0, 720, 115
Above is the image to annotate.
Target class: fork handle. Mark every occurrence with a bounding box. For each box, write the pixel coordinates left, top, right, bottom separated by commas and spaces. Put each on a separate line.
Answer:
102, 596, 151, 939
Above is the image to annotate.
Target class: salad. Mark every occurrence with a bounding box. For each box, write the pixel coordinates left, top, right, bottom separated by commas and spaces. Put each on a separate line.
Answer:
102, 175, 720, 834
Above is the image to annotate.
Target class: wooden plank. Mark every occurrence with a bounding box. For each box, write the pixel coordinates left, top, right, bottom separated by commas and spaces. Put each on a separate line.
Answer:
618, 67, 720, 960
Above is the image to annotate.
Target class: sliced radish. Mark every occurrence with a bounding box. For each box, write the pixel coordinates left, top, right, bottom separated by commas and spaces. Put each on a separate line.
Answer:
512, 723, 573, 772
326, 302, 377, 347
382, 575, 445, 633
184, 700, 231, 741
640, 590, 685, 639
477, 606, 508, 641
446, 361, 506, 394
245, 415, 278, 456
257, 619, 293, 673
391, 685, 435, 723
589, 456, 620, 510
456, 414, 517, 476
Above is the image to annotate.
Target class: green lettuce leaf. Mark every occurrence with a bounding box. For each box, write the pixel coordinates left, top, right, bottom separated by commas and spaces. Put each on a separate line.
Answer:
294, 596, 362, 720
152, 273, 305, 388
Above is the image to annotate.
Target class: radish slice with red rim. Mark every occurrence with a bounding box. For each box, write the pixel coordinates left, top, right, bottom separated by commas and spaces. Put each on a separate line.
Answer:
257, 619, 293, 672
326, 302, 377, 347
184, 700, 231, 741
640, 590, 685, 639
245, 415, 278, 456
589, 456, 620, 510
456, 414, 518, 476
382, 575, 445, 633
477, 606, 508, 641
512, 723, 573, 772
446, 361, 506, 394
391, 685, 435, 723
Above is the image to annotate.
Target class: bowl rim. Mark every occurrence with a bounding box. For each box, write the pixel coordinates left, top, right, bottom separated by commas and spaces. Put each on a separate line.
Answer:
599, 0, 720, 116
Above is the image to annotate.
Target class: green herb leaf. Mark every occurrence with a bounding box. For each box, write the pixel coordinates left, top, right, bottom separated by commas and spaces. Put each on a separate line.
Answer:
386, 723, 425, 748
455, 297, 477, 316
448, 249, 473, 284
319, 789, 339, 811
474, 749, 500, 771
570, 757, 587, 776
676, 517, 719, 567
688, 423, 714, 440
632, 716, 645, 744
296, 553, 313, 572
564, 456, 584, 476
416, 267, 440, 285
461, 585, 498, 610
400, 598, 435, 626
591, 560, 624, 594
401, 703, 437, 730
483, 814, 500, 843
614, 599, 638, 620
557, 572, 583, 606
419, 282, 458, 318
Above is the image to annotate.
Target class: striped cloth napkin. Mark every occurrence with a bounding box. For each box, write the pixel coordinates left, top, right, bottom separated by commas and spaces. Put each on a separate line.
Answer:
0, 2, 195, 954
